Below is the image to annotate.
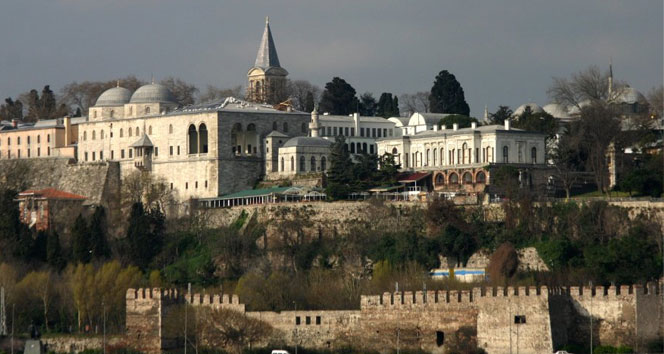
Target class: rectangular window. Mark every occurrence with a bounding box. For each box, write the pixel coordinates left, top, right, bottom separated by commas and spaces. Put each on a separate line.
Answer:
360, 128, 365, 137
47, 147, 50, 156
27, 136, 30, 144
205, 180, 208, 188
111, 150, 114, 160
377, 129, 382, 138
316, 316, 321, 325
27, 149, 30, 157
37, 147, 40, 157
351, 128, 355, 136
305, 316, 311, 325
383, 128, 387, 137
121, 150, 125, 159
177, 146, 180, 155
99, 151, 103, 160
92, 152, 96, 161
326, 127, 331, 136
514, 315, 526, 324
333, 127, 338, 136
155, 147, 159, 157
372, 128, 376, 137
295, 317, 301, 325
170, 183, 173, 190
344, 127, 349, 136
84, 152, 88, 161
389, 129, 393, 137
129, 149, 133, 158
170, 146, 173, 156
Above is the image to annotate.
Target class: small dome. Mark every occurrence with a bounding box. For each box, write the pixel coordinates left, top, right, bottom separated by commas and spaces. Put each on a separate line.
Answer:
513, 103, 543, 117
95, 87, 132, 107
543, 103, 570, 119
282, 137, 333, 148
567, 99, 592, 115
613, 86, 647, 105
129, 84, 176, 104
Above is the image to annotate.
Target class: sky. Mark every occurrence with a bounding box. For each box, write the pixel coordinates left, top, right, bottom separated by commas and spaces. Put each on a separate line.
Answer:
0, 0, 662, 116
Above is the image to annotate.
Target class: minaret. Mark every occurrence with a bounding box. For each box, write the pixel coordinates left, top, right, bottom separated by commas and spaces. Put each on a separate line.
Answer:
309, 105, 320, 137
608, 57, 613, 98
483, 105, 489, 123
247, 17, 289, 104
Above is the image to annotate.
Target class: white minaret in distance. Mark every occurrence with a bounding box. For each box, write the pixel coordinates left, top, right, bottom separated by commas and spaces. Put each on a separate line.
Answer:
309, 105, 320, 137
483, 105, 489, 123
608, 57, 613, 98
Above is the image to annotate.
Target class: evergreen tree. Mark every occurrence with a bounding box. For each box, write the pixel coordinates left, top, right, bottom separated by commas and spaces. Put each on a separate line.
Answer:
392, 96, 400, 117
125, 203, 164, 269
46, 231, 65, 269
429, 70, 470, 116
23, 85, 69, 122
33, 230, 48, 262
359, 92, 377, 116
325, 136, 354, 199
489, 105, 513, 125
71, 214, 91, 263
439, 114, 478, 129
318, 77, 358, 115
304, 91, 315, 113
89, 207, 110, 259
0, 98, 24, 120
376, 93, 398, 118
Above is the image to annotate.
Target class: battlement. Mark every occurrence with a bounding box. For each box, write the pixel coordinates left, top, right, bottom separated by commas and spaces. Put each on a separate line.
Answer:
361, 286, 551, 310
126, 288, 246, 311
186, 293, 241, 306
126, 288, 181, 300
549, 282, 661, 299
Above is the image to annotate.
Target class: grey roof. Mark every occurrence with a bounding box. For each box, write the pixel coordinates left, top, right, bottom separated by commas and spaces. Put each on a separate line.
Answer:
543, 103, 571, 119
379, 124, 547, 141
95, 86, 132, 107
129, 84, 176, 104
129, 134, 154, 148
254, 18, 282, 69
282, 136, 333, 148
319, 114, 393, 124
266, 130, 289, 138
613, 86, 647, 104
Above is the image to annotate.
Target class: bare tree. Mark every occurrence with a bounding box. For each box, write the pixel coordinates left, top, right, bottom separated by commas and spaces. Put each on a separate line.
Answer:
286, 79, 321, 112
160, 77, 198, 106
399, 91, 429, 115
60, 76, 146, 113
647, 85, 663, 119
198, 308, 273, 353
197, 85, 244, 103
547, 65, 626, 109
121, 171, 174, 213
0, 159, 31, 192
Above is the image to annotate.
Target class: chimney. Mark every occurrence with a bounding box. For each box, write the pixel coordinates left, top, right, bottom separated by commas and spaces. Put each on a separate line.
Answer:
12, 119, 18, 128
453, 123, 458, 131
433, 125, 439, 131
441, 125, 446, 130
353, 113, 360, 137
504, 119, 510, 131
471, 122, 477, 130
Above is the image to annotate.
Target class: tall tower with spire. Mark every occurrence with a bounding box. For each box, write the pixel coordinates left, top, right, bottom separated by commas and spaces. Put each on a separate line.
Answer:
608, 57, 614, 98
246, 17, 289, 104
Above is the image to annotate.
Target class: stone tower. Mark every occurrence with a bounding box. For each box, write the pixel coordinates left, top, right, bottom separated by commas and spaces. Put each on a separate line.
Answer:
247, 17, 289, 104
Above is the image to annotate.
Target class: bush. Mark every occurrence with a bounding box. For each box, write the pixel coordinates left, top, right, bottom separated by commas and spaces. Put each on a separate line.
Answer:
593, 345, 633, 354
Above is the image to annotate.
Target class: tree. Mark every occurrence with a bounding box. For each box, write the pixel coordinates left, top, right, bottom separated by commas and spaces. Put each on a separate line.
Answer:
121, 171, 173, 212
0, 98, 23, 120
325, 136, 354, 199
71, 214, 91, 263
160, 77, 198, 106
197, 85, 243, 103
647, 85, 663, 119
304, 91, 315, 112
60, 76, 146, 113
551, 127, 586, 199
125, 203, 164, 269
439, 114, 478, 129
400, 91, 430, 115
489, 105, 513, 125
438, 225, 476, 267
22, 85, 69, 122
512, 106, 559, 157
318, 77, 358, 115
429, 70, 470, 115
359, 92, 377, 117
17, 271, 55, 331
376, 92, 399, 118
89, 207, 110, 259
487, 242, 519, 285
547, 65, 624, 109
286, 80, 320, 112
47, 231, 65, 270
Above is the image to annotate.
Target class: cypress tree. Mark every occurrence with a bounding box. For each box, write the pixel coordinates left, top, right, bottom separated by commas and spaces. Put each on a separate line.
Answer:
71, 214, 91, 263
89, 207, 110, 258
318, 77, 358, 115
47, 231, 65, 270
325, 136, 354, 199
304, 91, 315, 113
429, 70, 470, 116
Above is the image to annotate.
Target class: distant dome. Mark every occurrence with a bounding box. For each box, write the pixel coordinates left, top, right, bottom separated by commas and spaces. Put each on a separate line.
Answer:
614, 86, 647, 105
513, 103, 543, 117
95, 87, 132, 107
129, 84, 176, 104
543, 103, 570, 119
283, 137, 333, 148
567, 99, 592, 115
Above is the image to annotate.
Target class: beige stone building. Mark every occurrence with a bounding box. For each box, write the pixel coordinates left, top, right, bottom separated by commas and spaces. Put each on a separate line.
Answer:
0, 117, 82, 160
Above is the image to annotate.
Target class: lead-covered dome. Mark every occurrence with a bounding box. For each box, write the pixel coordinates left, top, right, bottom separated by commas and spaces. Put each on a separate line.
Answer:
95, 87, 132, 107
543, 103, 571, 119
129, 84, 176, 104
613, 86, 647, 105
513, 103, 543, 117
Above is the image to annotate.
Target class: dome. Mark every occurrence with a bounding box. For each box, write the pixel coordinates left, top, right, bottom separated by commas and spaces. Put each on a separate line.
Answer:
567, 99, 592, 115
614, 86, 647, 105
129, 84, 176, 104
282, 137, 333, 148
543, 103, 570, 119
513, 103, 543, 117
95, 87, 132, 107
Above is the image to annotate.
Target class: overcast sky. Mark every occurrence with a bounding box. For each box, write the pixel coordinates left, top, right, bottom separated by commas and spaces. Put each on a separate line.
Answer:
0, 0, 661, 116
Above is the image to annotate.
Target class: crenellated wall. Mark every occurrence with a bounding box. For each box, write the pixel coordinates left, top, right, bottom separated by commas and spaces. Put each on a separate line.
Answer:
125, 284, 663, 354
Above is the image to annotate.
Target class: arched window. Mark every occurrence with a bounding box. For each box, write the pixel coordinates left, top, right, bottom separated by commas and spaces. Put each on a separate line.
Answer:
120, 128, 123, 138
273, 122, 278, 131
281, 157, 284, 172
302, 123, 307, 133
426, 149, 430, 166
290, 156, 294, 171
362, 143, 367, 153
462, 143, 468, 164
188, 124, 198, 154
503, 146, 509, 163
83, 131, 87, 141
129, 106, 133, 115
463, 172, 473, 184
299, 156, 306, 172
169, 124, 173, 134
476, 171, 486, 184
311, 156, 316, 171
531, 147, 537, 164
199, 124, 208, 153
37, 135, 40, 144
283, 122, 288, 133
449, 173, 459, 184
145, 106, 150, 114
440, 147, 444, 165
321, 156, 327, 171
435, 173, 445, 185
128, 128, 132, 137
100, 130, 104, 139
356, 142, 361, 153
135, 127, 139, 136
92, 131, 96, 140
432, 148, 437, 166
231, 123, 242, 154
109, 110, 114, 118
148, 126, 153, 135
392, 147, 398, 155
350, 143, 355, 153
93, 110, 97, 119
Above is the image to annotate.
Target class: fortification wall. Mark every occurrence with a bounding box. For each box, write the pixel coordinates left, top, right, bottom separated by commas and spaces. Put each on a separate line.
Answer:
42, 336, 124, 353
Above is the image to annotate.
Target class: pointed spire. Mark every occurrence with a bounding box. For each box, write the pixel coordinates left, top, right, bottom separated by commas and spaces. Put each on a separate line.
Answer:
608, 57, 613, 97
483, 105, 489, 122
254, 17, 281, 69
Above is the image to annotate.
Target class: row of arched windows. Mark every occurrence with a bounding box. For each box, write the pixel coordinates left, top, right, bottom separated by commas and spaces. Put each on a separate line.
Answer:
397, 144, 538, 168
188, 124, 209, 154
434, 171, 487, 185
280, 155, 327, 173
4, 134, 50, 146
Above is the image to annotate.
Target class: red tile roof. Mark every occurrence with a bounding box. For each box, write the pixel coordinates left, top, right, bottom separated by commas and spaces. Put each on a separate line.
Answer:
19, 188, 87, 200
398, 172, 431, 183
